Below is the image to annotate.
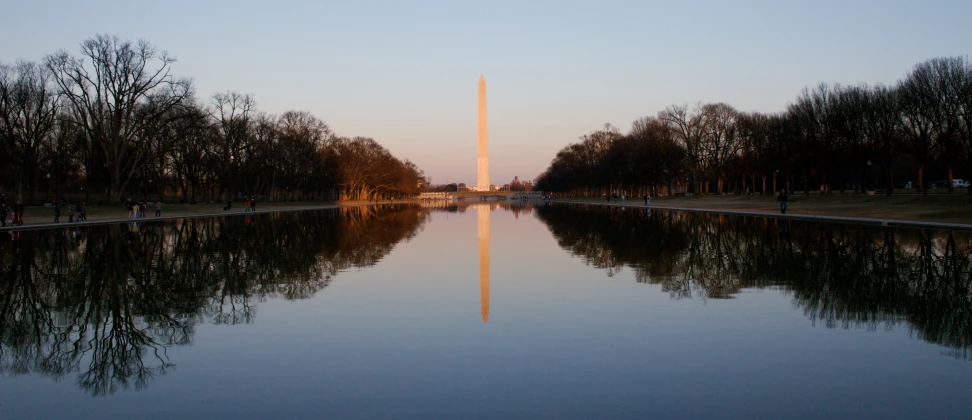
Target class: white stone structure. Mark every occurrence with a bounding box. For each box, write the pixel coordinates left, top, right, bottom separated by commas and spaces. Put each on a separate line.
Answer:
477, 74, 490, 191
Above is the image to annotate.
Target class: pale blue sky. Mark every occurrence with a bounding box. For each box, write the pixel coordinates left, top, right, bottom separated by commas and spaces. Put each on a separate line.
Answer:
2, 0, 970, 184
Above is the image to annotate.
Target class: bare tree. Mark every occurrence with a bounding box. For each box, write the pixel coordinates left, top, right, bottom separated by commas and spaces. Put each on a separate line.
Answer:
832, 84, 872, 192
45, 34, 192, 201
862, 85, 901, 194
209, 91, 254, 200
926, 57, 968, 192
698, 103, 741, 194
277, 110, 332, 198
0, 61, 59, 202
661, 104, 704, 193
959, 57, 972, 193
899, 65, 937, 194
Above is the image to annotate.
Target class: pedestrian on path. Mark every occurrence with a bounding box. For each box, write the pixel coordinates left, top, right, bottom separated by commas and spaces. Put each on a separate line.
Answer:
777, 189, 788, 214
155, 200, 162, 217
80, 202, 87, 221
75, 204, 82, 222
0, 205, 7, 227
54, 204, 61, 223
643, 193, 650, 206
14, 201, 24, 225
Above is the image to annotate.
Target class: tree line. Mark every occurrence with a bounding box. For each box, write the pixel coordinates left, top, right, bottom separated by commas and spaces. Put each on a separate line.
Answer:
0, 205, 425, 395
0, 34, 428, 205
535, 56, 972, 197
535, 204, 972, 359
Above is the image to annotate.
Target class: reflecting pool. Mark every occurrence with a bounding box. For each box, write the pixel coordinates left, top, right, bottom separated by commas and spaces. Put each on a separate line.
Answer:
1, 202, 971, 419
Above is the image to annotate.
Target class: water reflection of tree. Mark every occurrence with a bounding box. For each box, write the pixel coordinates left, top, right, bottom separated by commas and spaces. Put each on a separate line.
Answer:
0, 205, 425, 395
535, 204, 972, 358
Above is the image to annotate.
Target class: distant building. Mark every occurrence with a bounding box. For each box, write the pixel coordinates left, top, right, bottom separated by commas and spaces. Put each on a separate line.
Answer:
509, 176, 531, 192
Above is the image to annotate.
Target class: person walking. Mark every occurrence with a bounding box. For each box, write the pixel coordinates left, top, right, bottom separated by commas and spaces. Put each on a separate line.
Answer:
75, 203, 82, 223
0, 205, 7, 227
14, 201, 24, 225
80, 202, 87, 221
68, 202, 75, 223
155, 200, 162, 217
54, 203, 61, 223
777, 188, 788, 214
250, 197, 256, 212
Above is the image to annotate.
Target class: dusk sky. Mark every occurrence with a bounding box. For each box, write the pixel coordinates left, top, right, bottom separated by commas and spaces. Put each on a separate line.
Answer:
2, 0, 970, 185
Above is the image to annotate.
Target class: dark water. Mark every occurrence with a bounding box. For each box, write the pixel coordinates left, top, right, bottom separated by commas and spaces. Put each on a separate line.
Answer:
1, 203, 971, 419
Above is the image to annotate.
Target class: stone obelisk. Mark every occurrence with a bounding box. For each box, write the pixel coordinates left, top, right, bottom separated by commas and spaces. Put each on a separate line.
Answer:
477, 74, 490, 191
477, 205, 490, 323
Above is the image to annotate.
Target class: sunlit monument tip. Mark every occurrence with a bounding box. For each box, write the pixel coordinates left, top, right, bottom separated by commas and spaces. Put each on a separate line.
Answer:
477, 74, 490, 191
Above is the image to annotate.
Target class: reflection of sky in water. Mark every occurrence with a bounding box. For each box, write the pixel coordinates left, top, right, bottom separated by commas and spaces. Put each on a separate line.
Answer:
2, 204, 972, 419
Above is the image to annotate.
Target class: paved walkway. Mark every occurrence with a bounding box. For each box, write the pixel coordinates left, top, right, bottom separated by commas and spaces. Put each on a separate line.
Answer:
0, 202, 399, 232
553, 200, 972, 231
2, 199, 969, 232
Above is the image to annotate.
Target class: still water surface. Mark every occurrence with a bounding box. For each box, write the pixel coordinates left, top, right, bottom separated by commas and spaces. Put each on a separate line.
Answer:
1, 203, 971, 419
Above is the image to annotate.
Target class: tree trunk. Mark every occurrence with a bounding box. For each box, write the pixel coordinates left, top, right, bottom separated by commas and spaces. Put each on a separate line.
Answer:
886, 165, 894, 196
860, 167, 867, 194
14, 173, 24, 203
803, 171, 809, 196
918, 163, 926, 195
947, 165, 954, 193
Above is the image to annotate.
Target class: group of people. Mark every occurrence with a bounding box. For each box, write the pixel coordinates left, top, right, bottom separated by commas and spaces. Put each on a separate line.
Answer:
243, 198, 257, 212
0, 194, 24, 227
605, 194, 626, 203
124, 199, 163, 219
223, 198, 257, 212
53, 201, 87, 223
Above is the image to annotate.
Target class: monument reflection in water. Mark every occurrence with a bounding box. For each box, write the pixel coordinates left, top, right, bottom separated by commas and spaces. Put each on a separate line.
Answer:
1, 201, 971, 418
478, 204, 490, 323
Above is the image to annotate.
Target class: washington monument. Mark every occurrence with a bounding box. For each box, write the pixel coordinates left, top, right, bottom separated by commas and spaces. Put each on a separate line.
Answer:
477, 74, 490, 191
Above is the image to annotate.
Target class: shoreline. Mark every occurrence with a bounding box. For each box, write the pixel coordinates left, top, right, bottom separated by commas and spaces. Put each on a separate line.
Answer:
0, 196, 969, 232
0, 201, 400, 232
550, 199, 972, 231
